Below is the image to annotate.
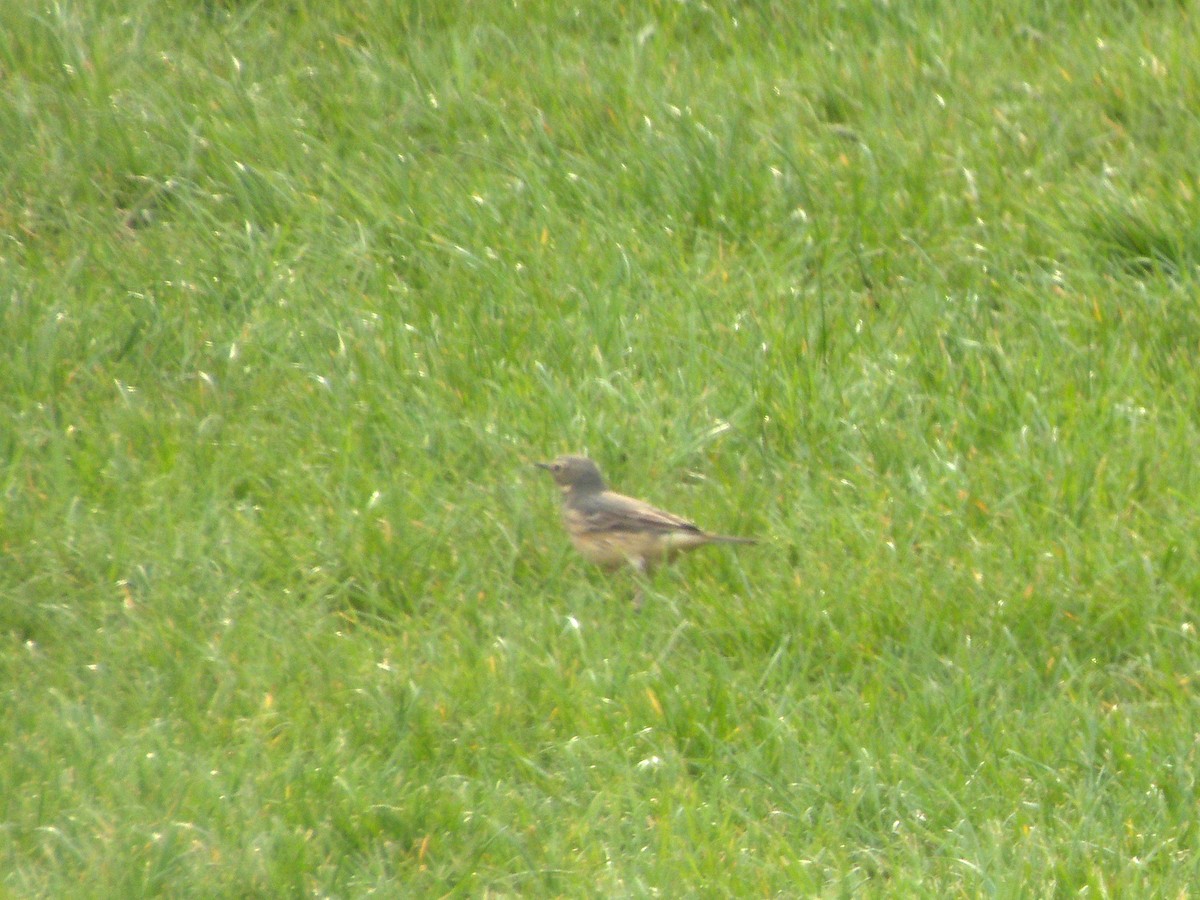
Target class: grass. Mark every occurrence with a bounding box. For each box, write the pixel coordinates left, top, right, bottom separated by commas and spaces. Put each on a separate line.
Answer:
3, 0, 1200, 894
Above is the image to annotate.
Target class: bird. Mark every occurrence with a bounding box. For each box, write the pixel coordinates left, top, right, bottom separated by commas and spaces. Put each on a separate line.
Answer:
534, 455, 756, 601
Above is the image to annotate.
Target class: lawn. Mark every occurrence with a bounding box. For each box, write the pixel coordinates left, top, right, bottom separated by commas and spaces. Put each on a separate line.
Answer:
3, 0, 1200, 894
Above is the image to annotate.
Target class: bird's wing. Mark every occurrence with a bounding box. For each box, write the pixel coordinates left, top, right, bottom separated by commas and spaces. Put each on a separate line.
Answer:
576, 491, 704, 536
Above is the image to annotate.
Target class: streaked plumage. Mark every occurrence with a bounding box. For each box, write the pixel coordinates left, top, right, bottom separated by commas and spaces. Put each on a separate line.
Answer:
535, 455, 756, 575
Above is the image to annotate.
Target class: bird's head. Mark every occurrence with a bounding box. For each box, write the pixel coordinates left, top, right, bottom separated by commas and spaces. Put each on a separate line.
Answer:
535, 455, 607, 493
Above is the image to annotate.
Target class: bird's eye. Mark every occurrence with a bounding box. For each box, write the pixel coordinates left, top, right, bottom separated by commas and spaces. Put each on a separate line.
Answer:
551, 463, 562, 472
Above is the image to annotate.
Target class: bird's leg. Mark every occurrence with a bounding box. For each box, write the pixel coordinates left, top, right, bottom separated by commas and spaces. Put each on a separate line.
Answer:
630, 558, 652, 612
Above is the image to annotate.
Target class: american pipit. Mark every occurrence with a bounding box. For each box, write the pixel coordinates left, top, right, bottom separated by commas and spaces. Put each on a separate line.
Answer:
535, 455, 756, 591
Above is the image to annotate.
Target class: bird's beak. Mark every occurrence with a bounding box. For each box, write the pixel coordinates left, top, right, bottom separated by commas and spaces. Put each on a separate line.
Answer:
533, 461, 551, 470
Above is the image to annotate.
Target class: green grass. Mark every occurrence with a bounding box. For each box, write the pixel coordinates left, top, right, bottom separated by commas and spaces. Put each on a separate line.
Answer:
4, 0, 1200, 894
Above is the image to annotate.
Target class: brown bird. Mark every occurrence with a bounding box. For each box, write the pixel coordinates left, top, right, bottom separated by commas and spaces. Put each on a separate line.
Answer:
535, 455, 756, 599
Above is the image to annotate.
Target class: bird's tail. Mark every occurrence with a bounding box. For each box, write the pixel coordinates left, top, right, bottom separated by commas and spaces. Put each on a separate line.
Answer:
707, 534, 758, 545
